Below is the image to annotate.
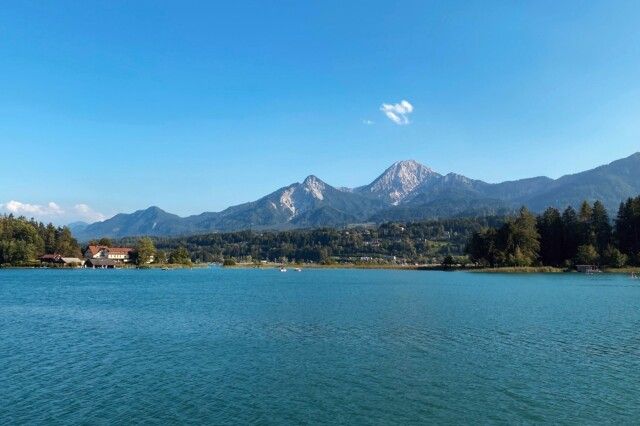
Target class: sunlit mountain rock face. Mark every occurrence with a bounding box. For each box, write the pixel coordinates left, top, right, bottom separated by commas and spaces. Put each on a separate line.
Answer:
74, 153, 640, 240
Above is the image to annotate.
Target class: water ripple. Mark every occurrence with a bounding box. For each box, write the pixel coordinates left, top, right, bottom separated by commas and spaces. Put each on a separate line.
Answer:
1, 268, 640, 424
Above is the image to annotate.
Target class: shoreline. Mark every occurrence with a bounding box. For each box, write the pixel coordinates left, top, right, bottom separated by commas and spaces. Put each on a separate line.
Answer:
224, 262, 433, 271
223, 262, 640, 274
3, 262, 639, 274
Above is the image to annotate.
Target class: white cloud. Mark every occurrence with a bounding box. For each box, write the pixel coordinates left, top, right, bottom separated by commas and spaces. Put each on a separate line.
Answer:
0, 200, 106, 224
0, 200, 64, 216
47, 202, 64, 215
73, 204, 106, 222
362, 119, 375, 125
380, 100, 414, 125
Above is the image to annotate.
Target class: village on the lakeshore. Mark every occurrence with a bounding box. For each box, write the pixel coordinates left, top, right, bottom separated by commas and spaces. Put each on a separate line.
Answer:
39, 244, 140, 268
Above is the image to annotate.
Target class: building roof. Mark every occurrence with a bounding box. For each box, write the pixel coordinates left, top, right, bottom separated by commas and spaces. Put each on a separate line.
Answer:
40, 254, 62, 261
86, 245, 103, 256
61, 257, 84, 264
85, 245, 133, 256
107, 247, 133, 255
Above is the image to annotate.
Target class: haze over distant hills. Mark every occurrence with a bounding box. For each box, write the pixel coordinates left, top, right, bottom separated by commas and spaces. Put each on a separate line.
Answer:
72, 152, 640, 240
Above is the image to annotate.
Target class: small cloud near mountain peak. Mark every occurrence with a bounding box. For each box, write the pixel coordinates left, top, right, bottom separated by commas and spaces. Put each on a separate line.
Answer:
380, 100, 414, 125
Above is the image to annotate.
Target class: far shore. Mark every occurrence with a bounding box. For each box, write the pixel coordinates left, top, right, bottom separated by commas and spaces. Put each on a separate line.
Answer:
222, 262, 640, 274
3, 262, 640, 275
224, 262, 432, 271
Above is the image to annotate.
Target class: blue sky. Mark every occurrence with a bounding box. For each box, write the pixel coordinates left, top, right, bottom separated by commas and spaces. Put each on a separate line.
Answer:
1, 1, 639, 223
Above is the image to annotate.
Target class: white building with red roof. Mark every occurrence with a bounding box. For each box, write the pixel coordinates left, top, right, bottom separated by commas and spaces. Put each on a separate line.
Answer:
84, 245, 135, 263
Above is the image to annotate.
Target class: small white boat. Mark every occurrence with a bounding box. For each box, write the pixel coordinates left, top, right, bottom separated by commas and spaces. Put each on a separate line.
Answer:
294, 268, 302, 272
280, 267, 287, 272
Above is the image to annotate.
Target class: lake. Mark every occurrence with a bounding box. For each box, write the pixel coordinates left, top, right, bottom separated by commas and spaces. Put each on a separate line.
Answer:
1, 268, 639, 424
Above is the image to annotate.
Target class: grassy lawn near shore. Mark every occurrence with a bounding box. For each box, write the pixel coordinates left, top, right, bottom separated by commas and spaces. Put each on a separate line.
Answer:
602, 266, 640, 274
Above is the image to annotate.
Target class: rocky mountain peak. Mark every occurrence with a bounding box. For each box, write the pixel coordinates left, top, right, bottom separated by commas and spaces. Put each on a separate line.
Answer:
301, 175, 326, 200
364, 159, 440, 204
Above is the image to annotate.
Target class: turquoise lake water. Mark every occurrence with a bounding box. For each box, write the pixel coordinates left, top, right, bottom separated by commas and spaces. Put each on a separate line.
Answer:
1, 268, 639, 424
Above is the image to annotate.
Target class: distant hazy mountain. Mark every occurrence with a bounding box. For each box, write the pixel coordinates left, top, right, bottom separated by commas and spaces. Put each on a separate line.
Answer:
67, 221, 89, 235
75, 206, 188, 239
73, 152, 640, 240
515, 152, 640, 212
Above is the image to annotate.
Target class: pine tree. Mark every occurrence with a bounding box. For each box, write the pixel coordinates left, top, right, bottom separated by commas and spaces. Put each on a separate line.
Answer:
503, 207, 540, 266
169, 246, 191, 265
578, 200, 595, 246
575, 244, 599, 265
591, 201, 611, 256
537, 207, 563, 266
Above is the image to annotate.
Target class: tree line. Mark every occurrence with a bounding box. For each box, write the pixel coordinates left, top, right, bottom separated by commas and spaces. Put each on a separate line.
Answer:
0, 215, 81, 266
133, 237, 191, 266
117, 217, 504, 264
466, 197, 640, 268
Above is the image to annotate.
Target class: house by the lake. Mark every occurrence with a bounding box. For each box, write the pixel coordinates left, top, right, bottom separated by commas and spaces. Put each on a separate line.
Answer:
84, 245, 135, 263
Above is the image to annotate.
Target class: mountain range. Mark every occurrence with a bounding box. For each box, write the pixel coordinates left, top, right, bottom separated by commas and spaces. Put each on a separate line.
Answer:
71, 152, 640, 240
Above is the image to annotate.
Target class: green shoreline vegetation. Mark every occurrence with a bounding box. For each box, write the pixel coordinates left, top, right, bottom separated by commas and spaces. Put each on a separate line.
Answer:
0, 217, 193, 269
467, 197, 640, 270
3, 195, 640, 273
0, 216, 81, 268
121, 218, 497, 269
